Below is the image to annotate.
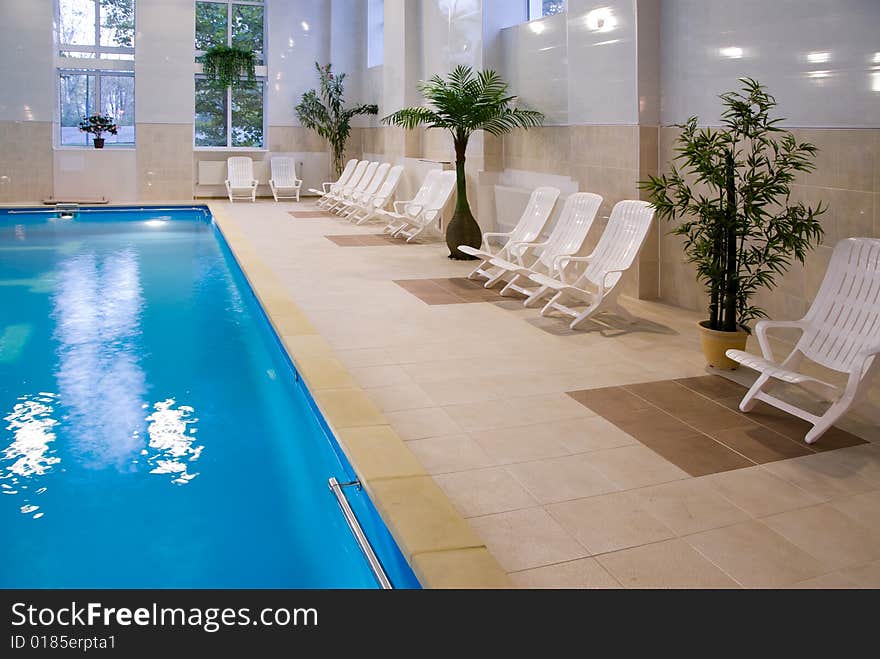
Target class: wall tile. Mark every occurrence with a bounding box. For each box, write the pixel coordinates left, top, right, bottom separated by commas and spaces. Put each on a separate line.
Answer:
0, 121, 53, 202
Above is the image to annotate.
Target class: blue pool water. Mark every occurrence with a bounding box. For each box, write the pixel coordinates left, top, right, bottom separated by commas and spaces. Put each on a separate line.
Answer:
0, 206, 419, 589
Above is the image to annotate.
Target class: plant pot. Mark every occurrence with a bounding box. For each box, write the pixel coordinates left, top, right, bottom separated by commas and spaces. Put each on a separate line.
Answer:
93, 138, 105, 149
698, 321, 748, 370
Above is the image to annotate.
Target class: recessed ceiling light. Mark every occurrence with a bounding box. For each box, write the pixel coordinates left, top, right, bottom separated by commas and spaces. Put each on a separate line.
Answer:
807, 51, 830, 64
719, 47, 743, 59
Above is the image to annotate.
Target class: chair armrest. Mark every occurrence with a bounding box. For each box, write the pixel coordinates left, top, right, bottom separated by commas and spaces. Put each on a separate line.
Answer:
481, 231, 511, 250
754, 320, 807, 361
508, 240, 545, 260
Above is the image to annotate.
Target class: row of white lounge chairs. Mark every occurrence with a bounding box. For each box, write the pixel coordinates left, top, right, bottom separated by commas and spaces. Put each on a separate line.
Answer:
313, 159, 657, 330
309, 159, 458, 242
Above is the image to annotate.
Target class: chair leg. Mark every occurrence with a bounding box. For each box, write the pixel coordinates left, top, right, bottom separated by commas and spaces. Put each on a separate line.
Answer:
805, 398, 852, 444
541, 292, 563, 318
570, 304, 599, 330
739, 373, 771, 413
468, 261, 489, 280
500, 275, 520, 297
523, 286, 549, 308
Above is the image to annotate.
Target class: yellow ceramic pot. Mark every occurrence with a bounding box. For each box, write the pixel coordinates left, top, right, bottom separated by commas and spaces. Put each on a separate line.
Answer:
698, 321, 749, 370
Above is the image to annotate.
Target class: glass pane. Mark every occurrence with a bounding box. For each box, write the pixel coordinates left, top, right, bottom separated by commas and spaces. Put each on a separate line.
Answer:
543, 0, 565, 16
231, 83, 263, 148
232, 4, 264, 64
59, 0, 96, 47
195, 79, 228, 147
100, 75, 135, 144
99, 0, 134, 49
195, 1, 227, 52
59, 72, 96, 146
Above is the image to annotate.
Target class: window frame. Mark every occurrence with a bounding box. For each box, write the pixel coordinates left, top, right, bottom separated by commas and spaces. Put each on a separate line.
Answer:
194, 0, 267, 150
55, 0, 136, 60
527, 0, 566, 21
57, 68, 136, 147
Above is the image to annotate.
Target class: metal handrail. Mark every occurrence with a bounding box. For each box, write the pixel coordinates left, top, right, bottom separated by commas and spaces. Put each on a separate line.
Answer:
328, 478, 392, 590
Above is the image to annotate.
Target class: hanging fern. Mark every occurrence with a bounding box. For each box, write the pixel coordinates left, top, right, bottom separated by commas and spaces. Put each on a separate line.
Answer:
202, 46, 256, 88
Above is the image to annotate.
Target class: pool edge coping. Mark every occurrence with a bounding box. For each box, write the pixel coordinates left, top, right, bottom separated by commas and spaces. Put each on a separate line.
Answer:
207, 202, 511, 590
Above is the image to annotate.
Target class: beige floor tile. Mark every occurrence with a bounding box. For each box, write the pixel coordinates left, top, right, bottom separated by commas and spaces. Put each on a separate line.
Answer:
790, 572, 858, 589
705, 465, 824, 517
636, 479, 750, 536
470, 424, 573, 464
686, 520, 829, 587
444, 399, 527, 432
762, 504, 880, 570
407, 434, 496, 474
434, 467, 538, 518
548, 491, 675, 555
763, 454, 878, 500
366, 383, 435, 412
386, 407, 461, 441
506, 454, 620, 504
551, 416, 640, 454
510, 558, 621, 589
597, 539, 740, 589
469, 507, 589, 572
839, 560, 880, 587
420, 377, 508, 406
583, 445, 689, 490
830, 490, 880, 531
349, 364, 414, 388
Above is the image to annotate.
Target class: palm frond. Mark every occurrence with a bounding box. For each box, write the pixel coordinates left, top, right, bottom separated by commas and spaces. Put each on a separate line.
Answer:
382, 107, 446, 130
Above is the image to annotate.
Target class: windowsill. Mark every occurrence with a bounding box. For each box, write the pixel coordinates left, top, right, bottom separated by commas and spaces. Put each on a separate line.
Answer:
193, 147, 268, 152
54, 145, 136, 151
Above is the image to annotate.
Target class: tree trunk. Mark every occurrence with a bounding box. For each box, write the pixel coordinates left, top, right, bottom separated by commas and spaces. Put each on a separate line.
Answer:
446, 135, 482, 260
721, 151, 739, 332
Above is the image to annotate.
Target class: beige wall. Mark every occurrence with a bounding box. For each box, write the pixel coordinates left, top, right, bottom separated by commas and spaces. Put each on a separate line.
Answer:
658, 126, 880, 323
0, 121, 53, 203
137, 124, 194, 201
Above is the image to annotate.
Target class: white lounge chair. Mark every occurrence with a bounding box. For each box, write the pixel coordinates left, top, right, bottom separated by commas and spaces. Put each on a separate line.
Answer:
460, 186, 561, 283
269, 157, 303, 202
350, 165, 405, 225
391, 171, 457, 243
529, 200, 655, 329
225, 157, 258, 203
318, 160, 368, 208
308, 158, 358, 201
488, 192, 603, 306
727, 238, 880, 444
337, 162, 390, 217
326, 161, 379, 212
380, 169, 443, 235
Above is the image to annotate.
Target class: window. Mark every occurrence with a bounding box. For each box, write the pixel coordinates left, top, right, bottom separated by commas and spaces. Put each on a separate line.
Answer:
56, 1, 135, 146
57, 0, 135, 59
367, 0, 384, 68
528, 0, 565, 20
195, 1, 266, 148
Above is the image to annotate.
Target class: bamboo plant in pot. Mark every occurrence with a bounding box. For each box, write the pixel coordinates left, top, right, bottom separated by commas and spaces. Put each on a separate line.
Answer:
641, 78, 825, 369
383, 66, 544, 260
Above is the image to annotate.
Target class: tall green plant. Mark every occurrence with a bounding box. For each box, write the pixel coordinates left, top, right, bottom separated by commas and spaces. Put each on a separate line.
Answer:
295, 63, 378, 177
641, 78, 825, 332
383, 66, 544, 260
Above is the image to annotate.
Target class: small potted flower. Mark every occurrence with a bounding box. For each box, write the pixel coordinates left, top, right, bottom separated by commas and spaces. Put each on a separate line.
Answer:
78, 114, 118, 149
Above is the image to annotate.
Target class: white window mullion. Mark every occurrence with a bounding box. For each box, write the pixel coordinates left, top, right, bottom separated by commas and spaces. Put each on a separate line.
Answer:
227, 87, 233, 148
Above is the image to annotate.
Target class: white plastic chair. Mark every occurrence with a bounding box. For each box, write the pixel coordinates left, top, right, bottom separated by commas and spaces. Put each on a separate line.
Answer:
308, 159, 358, 201
489, 192, 603, 306
460, 186, 561, 284
380, 169, 443, 235
529, 200, 655, 329
327, 161, 379, 212
225, 157, 258, 203
318, 160, 368, 208
350, 165, 405, 225
337, 162, 390, 217
391, 171, 457, 243
727, 238, 880, 444
269, 157, 303, 202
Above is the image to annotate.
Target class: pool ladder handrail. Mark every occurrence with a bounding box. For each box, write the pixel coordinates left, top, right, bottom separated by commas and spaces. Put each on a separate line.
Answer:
328, 478, 393, 590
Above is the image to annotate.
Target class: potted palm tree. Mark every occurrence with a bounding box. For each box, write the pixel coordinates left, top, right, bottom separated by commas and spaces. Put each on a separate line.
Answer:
296, 63, 379, 178
641, 78, 825, 369
383, 66, 544, 260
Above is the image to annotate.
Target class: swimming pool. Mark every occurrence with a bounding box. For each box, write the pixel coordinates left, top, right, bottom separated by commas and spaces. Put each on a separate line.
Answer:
0, 206, 419, 589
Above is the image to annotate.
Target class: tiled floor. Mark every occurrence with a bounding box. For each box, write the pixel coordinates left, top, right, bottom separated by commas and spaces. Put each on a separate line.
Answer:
326, 234, 412, 247
222, 200, 880, 589
567, 377, 865, 477
289, 210, 335, 218
395, 278, 504, 305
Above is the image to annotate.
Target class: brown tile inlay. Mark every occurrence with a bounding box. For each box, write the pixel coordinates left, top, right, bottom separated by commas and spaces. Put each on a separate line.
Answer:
567, 375, 866, 477
326, 234, 412, 247
289, 210, 336, 218
394, 278, 508, 305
